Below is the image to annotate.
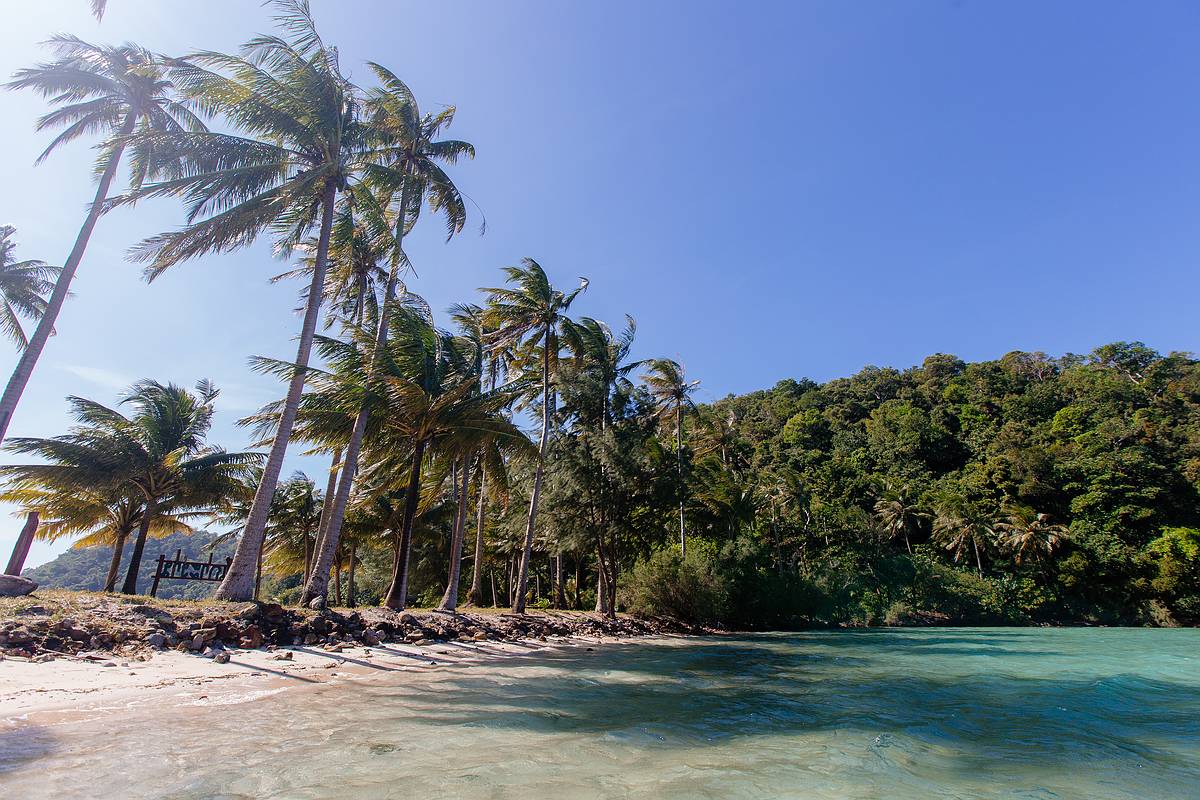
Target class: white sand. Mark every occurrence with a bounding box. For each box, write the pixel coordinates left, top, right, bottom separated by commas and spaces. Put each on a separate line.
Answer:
0, 636, 620, 726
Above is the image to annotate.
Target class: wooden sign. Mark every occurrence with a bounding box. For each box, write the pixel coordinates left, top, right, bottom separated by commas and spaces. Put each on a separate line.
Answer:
148, 549, 232, 597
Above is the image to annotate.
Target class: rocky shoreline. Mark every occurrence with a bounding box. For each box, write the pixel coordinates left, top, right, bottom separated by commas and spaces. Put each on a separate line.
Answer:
0, 591, 707, 663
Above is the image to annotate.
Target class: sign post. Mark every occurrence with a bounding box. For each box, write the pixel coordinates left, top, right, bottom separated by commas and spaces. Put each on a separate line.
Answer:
149, 550, 232, 597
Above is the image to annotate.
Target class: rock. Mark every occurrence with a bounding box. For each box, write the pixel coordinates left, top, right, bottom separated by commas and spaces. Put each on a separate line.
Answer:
271, 651, 293, 661
0, 574, 36, 597
398, 612, 417, 625
472, 633, 489, 642
236, 604, 260, 620
89, 633, 113, 650
32, 654, 54, 663
303, 633, 319, 645
240, 625, 264, 649
362, 630, 382, 646
212, 651, 231, 664
323, 643, 344, 653
308, 596, 326, 611
190, 635, 206, 651
5, 628, 32, 646
146, 633, 166, 649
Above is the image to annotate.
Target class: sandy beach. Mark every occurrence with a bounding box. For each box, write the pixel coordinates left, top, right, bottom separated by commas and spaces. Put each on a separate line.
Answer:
0, 634, 632, 728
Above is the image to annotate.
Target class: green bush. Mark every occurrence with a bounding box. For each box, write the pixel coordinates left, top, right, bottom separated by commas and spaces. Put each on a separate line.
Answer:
620, 543, 728, 625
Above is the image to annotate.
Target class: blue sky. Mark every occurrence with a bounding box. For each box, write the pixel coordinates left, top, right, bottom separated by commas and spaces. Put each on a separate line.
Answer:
2, 0, 1199, 567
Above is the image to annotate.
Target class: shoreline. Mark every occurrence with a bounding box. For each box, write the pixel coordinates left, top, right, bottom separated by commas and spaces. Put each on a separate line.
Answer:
2, 632, 671, 728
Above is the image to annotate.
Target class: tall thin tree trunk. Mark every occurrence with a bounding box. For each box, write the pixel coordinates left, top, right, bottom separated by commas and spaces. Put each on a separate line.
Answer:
102, 526, 128, 593
573, 555, 582, 610
974, 538, 983, 578
302, 191, 408, 605
676, 403, 686, 557
216, 180, 338, 601
466, 460, 488, 606
512, 341, 552, 614
346, 544, 357, 608
254, 546, 263, 601
554, 552, 567, 608
440, 455, 473, 611
490, 569, 498, 607
333, 549, 343, 606
305, 448, 342, 585
383, 437, 426, 609
4, 512, 39, 576
121, 497, 157, 595
0, 117, 134, 447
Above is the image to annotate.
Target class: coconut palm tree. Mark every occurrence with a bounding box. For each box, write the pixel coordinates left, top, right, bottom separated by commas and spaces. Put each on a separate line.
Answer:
873, 481, 925, 554
0, 227, 59, 351
0, 486, 192, 591
996, 504, 1068, 566
302, 73, 474, 606
114, 1, 386, 600
483, 259, 587, 613
3, 380, 259, 594
932, 497, 996, 578
642, 358, 699, 556
0, 37, 204, 445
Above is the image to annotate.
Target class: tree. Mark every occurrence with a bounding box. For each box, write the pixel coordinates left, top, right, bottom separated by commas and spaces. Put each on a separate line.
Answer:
0, 486, 191, 591
2, 380, 258, 593
483, 259, 587, 613
302, 68, 473, 606
116, 1, 375, 600
0, 227, 59, 351
642, 358, 699, 556
932, 498, 995, 578
873, 481, 925, 554
0, 36, 203, 445
996, 504, 1067, 566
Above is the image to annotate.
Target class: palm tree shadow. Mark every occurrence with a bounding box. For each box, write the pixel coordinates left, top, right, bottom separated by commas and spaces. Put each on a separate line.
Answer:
0, 725, 57, 774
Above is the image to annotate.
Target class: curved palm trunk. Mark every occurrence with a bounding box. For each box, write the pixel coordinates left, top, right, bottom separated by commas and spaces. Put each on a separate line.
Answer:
121, 497, 157, 595
384, 437, 426, 610
304, 448, 342, 586
512, 342, 551, 614
302, 210, 406, 605
439, 455, 473, 611
465, 461, 488, 606
0, 117, 135, 447
215, 180, 338, 601
4, 512, 40, 576
973, 538, 983, 578
102, 525, 129, 592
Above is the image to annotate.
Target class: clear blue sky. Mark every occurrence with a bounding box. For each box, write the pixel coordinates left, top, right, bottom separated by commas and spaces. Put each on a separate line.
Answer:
2, 0, 1199, 566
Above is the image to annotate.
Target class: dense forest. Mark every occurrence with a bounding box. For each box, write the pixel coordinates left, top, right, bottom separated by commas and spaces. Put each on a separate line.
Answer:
0, 3, 1196, 629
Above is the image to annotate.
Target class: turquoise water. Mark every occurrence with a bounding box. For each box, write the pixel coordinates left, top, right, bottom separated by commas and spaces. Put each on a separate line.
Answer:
3, 628, 1199, 798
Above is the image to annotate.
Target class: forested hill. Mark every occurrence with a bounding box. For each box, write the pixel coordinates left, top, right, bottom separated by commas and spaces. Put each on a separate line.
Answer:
24, 531, 233, 600
688, 342, 1200, 625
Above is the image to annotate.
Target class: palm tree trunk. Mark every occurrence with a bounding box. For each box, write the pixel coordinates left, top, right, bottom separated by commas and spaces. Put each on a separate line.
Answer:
0, 117, 135, 447
301, 226, 406, 605
974, 538, 983, 578
333, 549, 343, 606
466, 460, 488, 606
346, 544, 357, 608
4, 512, 40, 576
305, 448, 342, 585
103, 526, 128, 593
676, 403, 686, 557
254, 547, 263, 601
384, 437, 426, 609
439, 456, 472, 611
512, 340, 551, 614
121, 497, 157, 595
216, 179, 338, 601
554, 552, 567, 608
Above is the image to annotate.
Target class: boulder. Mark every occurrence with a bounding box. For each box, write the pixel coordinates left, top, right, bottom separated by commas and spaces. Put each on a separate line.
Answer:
212, 651, 231, 664
0, 575, 36, 597
145, 632, 166, 649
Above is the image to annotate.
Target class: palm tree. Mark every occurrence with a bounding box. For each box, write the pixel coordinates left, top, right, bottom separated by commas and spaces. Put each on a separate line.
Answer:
873, 481, 925, 554
0, 486, 192, 591
114, 1, 380, 600
3, 380, 258, 594
996, 504, 1068, 566
642, 358, 699, 556
932, 497, 996, 578
0, 227, 59, 351
483, 259, 587, 613
302, 70, 473, 606
0, 37, 204, 445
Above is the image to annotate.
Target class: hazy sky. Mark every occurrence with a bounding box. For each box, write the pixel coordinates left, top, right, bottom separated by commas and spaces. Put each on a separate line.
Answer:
2, 0, 1199, 567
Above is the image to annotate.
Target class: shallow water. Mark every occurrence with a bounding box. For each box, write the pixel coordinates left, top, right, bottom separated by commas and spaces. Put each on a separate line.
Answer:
3, 628, 1199, 799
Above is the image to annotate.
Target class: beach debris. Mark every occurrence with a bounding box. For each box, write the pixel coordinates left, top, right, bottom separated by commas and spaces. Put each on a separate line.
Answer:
212, 651, 231, 664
